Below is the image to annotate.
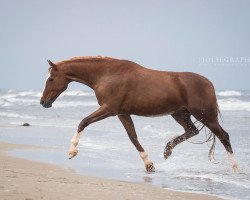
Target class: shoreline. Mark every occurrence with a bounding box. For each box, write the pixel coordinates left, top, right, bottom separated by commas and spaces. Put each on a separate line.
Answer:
0, 142, 222, 200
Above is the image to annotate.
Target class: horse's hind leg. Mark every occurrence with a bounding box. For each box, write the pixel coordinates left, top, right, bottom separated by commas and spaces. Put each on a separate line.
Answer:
201, 119, 239, 172
118, 114, 155, 172
164, 108, 199, 159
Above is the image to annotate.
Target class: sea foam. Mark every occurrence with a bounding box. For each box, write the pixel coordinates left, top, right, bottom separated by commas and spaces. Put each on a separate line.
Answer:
53, 100, 98, 108
217, 90, 243, 97
61, 90, 94, 97
0, 111, 36, 119
218, 98, 250, 111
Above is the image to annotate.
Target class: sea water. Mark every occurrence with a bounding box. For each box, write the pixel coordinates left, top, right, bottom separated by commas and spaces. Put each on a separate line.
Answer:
0, 89, 249, 200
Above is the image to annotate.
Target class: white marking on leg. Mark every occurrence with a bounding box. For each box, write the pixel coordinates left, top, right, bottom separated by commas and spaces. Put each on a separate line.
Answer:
139, 151, 155, 172
227, 152, 240, 172
68, 132, 82, 159
139, 151, 151, 165
70, 132, 82, 148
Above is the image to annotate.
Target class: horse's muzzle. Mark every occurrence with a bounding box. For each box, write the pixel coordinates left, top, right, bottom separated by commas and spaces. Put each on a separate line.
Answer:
40, 99, 52, 108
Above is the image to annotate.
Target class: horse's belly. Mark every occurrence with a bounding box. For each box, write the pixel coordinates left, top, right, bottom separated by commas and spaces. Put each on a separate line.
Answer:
121, 95, 184, 116
131, 107, 176, 117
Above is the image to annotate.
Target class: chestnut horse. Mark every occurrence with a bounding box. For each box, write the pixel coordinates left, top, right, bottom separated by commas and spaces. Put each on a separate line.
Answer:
40, 56, 239, 172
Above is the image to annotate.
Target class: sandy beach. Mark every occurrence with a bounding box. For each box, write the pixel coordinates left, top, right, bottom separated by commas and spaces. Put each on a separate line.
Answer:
0, 142, 222, 200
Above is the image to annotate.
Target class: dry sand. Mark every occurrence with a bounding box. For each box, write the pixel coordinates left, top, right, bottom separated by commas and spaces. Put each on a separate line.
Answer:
0, 142, 222, 200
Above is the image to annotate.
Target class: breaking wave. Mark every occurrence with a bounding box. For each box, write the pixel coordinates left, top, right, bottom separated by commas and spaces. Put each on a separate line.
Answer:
0, 89, 96, 107
53, 101, 98, 108
0, 89, 94, 99
61, 90, 94, 97
1, 90, 42, 99
0, 111, 36, 119
1, 89, 250, 111
218, 98, 250, 111
217, 90, 243, 97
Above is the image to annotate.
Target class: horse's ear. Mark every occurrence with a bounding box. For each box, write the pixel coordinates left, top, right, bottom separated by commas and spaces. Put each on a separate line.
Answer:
47, 60, 58, 71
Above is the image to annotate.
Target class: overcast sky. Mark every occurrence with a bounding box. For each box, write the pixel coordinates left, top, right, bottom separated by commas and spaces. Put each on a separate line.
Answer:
0, 0, 249, 91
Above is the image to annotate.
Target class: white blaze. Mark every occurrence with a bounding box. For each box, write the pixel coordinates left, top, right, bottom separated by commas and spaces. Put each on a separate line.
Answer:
42, 68, 52, 93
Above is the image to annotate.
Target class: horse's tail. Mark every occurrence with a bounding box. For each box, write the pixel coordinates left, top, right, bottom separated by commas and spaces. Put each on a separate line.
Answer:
187, 122, 217, 162
208, 101, 223, 162
216, 100, 223, 122
188, 102, 222, 163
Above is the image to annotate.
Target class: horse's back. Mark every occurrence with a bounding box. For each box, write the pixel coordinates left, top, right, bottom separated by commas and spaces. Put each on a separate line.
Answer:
96, 61, 217, 117
112, 66, 186, 115
123, 69, 217, 116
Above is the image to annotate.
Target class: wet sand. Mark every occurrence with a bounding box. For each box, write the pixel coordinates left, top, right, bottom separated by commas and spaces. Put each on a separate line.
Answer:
0, 142, 222, 200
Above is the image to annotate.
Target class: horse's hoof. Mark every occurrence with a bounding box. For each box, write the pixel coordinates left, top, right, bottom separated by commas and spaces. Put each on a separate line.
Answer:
68, 149, 78, 159
232, 163, 240, 172
145, 162, 155, 172
164, 148, 172, 160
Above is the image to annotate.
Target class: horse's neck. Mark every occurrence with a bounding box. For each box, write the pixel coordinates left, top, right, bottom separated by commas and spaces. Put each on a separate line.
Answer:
64, 61, 108, 89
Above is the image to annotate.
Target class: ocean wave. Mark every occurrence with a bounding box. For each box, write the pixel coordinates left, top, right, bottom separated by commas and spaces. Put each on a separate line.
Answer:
78, 140, 108, 150
0, 98, 98, 108
0, 97, 39, 107
217, 90, 243, 97
61, 90, 94, 97
0, 90, 96, 107
218, 98, 250, 111
1, 89, 246, 99
142, 125, 165, 134
18, 91, 42, 97
177, 173, 250, 189
0, 112, 36, 119
0, 89, 94, 99
142, 125, 178, 138
0, 90, 42, 99
7, 98, 38, 104
1, 90, 250, 111
53, 100, 98, 108
0, 99, 12, 107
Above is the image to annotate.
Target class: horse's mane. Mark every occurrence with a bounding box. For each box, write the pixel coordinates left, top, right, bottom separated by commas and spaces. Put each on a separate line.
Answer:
58, 56, 119, 65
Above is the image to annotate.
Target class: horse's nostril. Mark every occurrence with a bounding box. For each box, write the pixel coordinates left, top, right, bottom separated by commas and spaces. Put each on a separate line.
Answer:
40, 100, 44, 105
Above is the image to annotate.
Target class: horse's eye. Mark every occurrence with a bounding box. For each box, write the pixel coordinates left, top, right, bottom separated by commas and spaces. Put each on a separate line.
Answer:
48, 77, 54, 81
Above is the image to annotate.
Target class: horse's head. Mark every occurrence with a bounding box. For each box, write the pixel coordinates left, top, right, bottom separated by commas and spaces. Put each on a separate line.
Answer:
40, 60, 69, 108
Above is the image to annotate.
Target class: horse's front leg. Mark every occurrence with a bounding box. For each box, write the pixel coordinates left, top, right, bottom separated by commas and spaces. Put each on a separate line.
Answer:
69, 105, 110, 159
118, 114, 155, 172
